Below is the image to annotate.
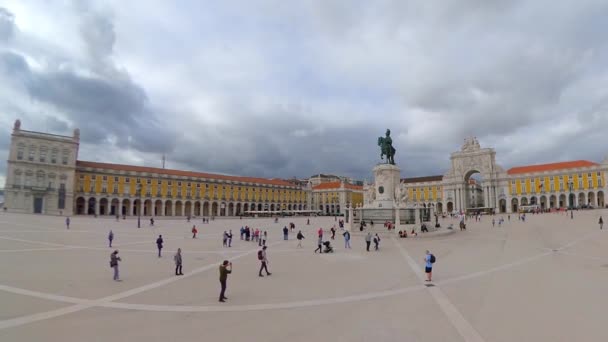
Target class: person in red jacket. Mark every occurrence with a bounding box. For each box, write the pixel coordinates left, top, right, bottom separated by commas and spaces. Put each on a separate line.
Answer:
192, 226, 198, 238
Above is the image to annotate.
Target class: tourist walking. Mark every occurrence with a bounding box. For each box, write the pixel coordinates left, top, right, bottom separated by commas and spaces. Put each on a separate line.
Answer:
600, 216, 604, 230
258, 246, 271, 277
219, 260, 232, 302
365, 232, 372, 252
343, 230, 351, 248
425, 250, 435, 282
283, 226, 288, 240
150, 218, 154, 226
227, 230, 233, 247
108, 230, 114, 247
331, 226, 336, 240
315, 234, 323, 253
174, 248, 183, 275
373, 233, 380, 251
110, 250, 121, 281
492, 218, 495, 227
297, 230, 305, 248
65, 217, 70, 229
192, 225, 198, 238
223, 231, 228, 247
262, 231, 268, 246
156, 235, 164, 257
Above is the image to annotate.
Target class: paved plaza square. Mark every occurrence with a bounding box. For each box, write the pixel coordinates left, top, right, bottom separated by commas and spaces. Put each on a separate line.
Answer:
1, 211, 608, 341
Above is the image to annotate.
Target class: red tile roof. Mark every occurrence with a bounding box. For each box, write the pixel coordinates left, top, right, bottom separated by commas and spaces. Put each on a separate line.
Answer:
401, 175, 443, 184
76, 160, 297, 187
312, 181, 363, 191
507, 160, 599, 175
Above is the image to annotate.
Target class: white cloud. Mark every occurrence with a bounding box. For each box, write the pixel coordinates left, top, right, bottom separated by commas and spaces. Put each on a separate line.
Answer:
1, 0, 608, 182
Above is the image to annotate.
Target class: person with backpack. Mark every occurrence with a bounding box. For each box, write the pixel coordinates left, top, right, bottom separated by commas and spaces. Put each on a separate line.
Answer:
258, 246, 271, 277
174, 248, 183, 276
373, 233, 380, 251
296, 230, 305, 248
425, 250, 435, 282
108, 230, 114, 247
110, 250, 121, 281
343, 230, 351, 249
156, 235, 164, 257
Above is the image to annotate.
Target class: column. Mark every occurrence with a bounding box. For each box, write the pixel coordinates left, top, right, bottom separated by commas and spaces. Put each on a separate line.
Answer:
394, 207, 400, 227
216, 203, 221, 217
95, 198, 100, 216
483, 186, 491, 207
159, 201, 164, 216
415, 208, 420, 225
170, 201, 175, 216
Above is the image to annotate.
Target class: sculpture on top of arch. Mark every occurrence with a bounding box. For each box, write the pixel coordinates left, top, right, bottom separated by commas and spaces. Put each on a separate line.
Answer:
461, 136, 481, 152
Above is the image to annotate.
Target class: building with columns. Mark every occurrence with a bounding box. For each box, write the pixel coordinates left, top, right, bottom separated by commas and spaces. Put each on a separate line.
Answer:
400, 137, 607, 214
3, 121, 309, 216
310, 181, 364, 215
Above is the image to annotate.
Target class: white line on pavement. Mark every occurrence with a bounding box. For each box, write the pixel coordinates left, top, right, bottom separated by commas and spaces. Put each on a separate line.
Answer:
0, 241, 282, 330
392, 237, 486, 342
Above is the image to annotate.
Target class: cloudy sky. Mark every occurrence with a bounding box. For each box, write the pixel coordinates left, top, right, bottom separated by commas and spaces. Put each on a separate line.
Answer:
2, 0, 608, 187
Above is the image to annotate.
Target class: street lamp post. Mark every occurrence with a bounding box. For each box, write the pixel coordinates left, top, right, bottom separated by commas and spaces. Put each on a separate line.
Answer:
137, 183, 142, 228
568, 181, 574, 219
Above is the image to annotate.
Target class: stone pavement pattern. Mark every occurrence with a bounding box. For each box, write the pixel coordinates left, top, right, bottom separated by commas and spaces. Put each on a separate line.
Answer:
1, 211, 608, 341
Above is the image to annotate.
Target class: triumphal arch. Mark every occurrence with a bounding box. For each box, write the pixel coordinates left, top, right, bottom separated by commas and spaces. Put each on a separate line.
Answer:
441, 137, 508, 213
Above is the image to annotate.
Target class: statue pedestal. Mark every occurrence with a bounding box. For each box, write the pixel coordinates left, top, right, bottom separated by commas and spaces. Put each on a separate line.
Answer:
372, 164, 401, 208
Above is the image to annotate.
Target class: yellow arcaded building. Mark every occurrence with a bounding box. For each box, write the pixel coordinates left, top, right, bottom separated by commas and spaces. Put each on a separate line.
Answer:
3, 121, 310, 216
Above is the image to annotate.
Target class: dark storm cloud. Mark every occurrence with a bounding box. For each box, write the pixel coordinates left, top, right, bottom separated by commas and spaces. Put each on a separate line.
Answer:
1, 0, 608, 186
0, 4, 177, 158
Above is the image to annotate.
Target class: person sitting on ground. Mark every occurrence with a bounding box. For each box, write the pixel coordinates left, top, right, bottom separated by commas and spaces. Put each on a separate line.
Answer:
398, 230, 403, 238
410, 229, 417, 237
421, 223, 429, 233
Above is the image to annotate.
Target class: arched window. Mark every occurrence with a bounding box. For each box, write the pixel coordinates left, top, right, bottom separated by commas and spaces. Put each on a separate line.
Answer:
13, 169, 22, 186
28, 145, 36, 161
62, 149, 70, 165
17, 143, 25, 160
36, 170, 46, 187
51, 148, 58, 164
39, 146, 48, 163
25, 170, 33, 187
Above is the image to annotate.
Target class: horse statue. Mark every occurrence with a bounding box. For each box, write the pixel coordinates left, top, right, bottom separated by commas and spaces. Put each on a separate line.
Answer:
377, 129, 396, 165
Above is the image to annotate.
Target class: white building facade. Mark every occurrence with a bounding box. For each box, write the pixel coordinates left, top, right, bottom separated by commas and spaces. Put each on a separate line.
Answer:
3, 120, 79, 215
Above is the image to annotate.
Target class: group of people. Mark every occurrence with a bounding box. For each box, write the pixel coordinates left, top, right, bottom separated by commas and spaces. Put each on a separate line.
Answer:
104, 217, 442, 304
397, 229, 418, 238
239, 226, 268, 246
